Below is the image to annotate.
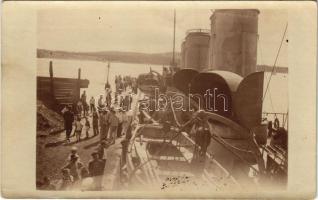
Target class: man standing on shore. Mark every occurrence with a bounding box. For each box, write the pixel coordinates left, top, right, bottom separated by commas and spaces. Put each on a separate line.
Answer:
81, 90, 87, 117
89, 96, 95, 114
97, 95, 104, 114
63, 105, 74, 143
108, 107, 119, 144
116, 108, 124, 138
88, 151, 106, 190
99, 109, 107, 141
92, 110, 99, 136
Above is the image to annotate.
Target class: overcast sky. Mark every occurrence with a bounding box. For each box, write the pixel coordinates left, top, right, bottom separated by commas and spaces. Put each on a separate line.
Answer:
38, 7, 288, 67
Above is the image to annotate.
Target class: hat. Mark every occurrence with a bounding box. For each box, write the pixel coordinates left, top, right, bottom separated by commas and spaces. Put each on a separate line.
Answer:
70, 154, 79, 160
71, 146, 78, 152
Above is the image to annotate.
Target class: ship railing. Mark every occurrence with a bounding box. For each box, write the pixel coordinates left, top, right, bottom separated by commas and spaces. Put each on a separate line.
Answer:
262, 112, 288, 129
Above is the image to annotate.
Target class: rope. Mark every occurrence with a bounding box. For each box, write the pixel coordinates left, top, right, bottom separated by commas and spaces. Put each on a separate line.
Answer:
267, 78, 276, 113
170, 97, 182, 127
262, 23, 288, 102
259, 34, 276, 114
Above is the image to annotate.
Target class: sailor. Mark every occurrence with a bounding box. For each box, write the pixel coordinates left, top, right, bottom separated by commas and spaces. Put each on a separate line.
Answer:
88, 151, 106, 190
63, 154, 83, 182
200, 126, 211, 157
123, 94, 132, 111
84, 116, 90, 139
74, 117, 83, 142
189, 114, 210, 164
119, 96, 124, 108
108, 107, 119, 144
97, 95, 104, 113
119, 81, 124, 94
96, 140, 108, 159
89, 96, 95, 113
81, 90, 87, 104
267, 119, 275, 137
92, 110, 99, 136
132, 78, 137, 94
77, 100, 83, 118
63, 105, 74, 143
138, 104, 145, 124
105, 88, 112, 107
99, 108, 108, 141
116, 108, 124, 138
81, 90, 88, 117
66, 146, 80, 162
271, 127, 288, 150
121, 109, 129, 137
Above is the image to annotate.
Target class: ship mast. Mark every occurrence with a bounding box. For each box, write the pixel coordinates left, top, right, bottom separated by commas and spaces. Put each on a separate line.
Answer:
171, 9, 176, 67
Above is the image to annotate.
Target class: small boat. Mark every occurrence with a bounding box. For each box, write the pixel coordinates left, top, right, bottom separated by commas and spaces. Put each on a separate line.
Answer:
122, 123, 241, 191
137, 70, 163, 96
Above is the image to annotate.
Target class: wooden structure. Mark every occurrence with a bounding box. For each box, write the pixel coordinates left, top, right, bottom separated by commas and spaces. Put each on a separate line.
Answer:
37, 61, 89, 111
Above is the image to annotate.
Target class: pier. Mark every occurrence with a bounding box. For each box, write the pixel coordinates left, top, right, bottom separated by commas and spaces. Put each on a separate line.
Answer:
37, 61, 89, 111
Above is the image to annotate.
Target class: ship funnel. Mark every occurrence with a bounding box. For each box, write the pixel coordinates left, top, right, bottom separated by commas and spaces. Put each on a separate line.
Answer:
208, 9, 260, 77
181, 29, 210, 71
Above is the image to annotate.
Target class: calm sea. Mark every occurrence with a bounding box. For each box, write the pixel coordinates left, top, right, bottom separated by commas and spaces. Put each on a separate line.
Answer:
37, 58, 288, 124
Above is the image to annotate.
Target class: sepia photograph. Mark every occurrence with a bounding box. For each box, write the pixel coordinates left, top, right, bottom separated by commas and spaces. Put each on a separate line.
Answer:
35, 7, 289, 192
1, 0, 317, 198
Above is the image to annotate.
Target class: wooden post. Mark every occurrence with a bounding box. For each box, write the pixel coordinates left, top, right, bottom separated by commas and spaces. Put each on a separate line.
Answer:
49, 61, 56, 108
77, 68, 81, 101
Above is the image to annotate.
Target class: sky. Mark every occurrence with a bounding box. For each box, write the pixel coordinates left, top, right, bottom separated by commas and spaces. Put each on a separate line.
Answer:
38, 7, 288, 67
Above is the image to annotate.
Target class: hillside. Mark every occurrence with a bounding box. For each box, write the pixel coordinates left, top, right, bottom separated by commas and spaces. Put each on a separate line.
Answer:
37, 49, 180, 65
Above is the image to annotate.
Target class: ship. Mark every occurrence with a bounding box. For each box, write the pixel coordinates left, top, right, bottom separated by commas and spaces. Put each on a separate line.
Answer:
120, 9, 288, 190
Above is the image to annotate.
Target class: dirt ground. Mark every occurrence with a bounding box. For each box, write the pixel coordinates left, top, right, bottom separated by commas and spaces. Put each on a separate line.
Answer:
36, 115, 123, 190
37, 100, 64, 136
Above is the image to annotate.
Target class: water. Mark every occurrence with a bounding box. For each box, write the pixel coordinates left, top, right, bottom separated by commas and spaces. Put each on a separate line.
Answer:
37, 58, 163, 100
37, 58, 288, 126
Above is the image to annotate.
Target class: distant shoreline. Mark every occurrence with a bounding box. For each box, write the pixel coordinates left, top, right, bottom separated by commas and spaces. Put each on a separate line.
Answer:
37, 49, 180, 66
37, 49, 288, 73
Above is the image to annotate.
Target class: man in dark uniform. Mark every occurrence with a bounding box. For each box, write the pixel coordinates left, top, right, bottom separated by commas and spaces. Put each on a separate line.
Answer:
88, 151, 106, 190
81, 90, 88, 116
63, 106, 74, 142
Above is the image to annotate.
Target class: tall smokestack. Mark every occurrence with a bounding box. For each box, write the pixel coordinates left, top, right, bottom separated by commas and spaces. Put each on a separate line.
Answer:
183, 29, 210, 71
208, 9, 259, 77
